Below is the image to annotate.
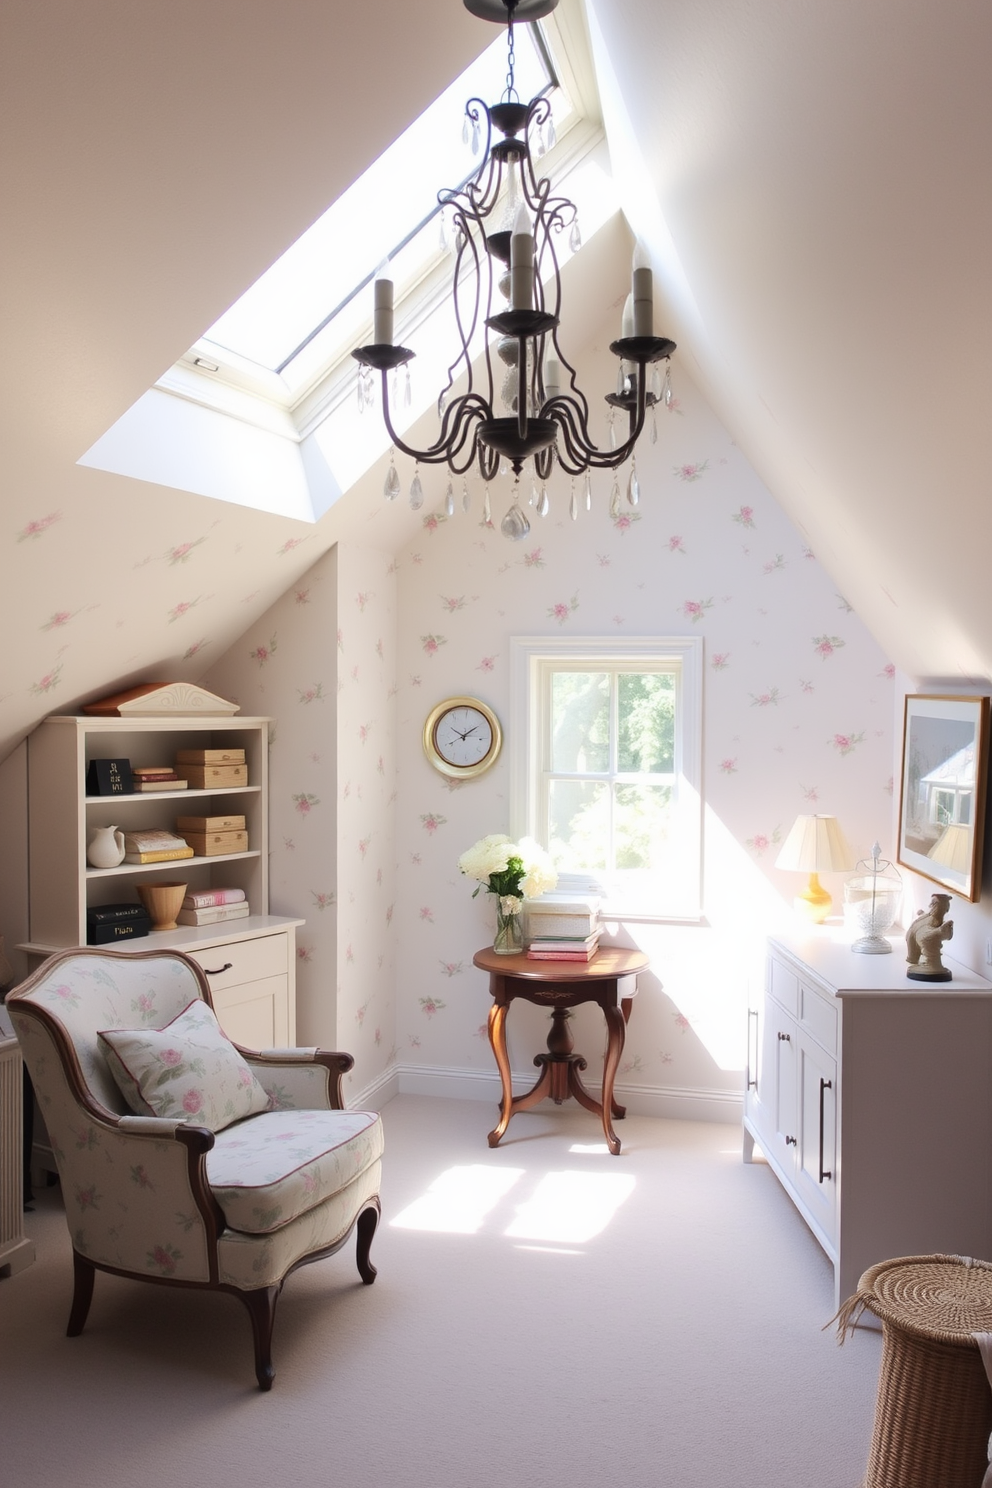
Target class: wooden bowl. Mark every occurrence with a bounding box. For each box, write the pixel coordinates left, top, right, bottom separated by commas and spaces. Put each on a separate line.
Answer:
136, 881, 187, 931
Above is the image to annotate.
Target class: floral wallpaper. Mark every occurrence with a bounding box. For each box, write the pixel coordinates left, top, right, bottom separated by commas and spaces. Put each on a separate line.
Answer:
386, 364, 894, 1107
202, 542, 398, 1100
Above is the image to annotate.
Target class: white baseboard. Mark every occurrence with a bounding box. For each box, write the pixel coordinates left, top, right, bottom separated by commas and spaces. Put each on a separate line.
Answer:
354, 1061, 742, 1126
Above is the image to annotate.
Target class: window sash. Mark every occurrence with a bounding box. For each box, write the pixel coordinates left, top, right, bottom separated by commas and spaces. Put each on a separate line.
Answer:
510, 637, 703, 921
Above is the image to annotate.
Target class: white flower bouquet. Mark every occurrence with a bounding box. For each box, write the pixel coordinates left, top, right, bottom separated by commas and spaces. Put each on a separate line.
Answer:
458, 833, 558, 904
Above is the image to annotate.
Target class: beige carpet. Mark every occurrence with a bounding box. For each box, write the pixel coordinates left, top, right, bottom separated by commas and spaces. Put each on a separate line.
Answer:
1, 1095, 880, 1487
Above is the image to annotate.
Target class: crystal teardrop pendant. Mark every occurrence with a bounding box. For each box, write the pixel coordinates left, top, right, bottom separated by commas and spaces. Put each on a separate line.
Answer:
651, 406, 658, 445
608, 410, 617, 450
569, 217, 582, 254
364, 367, 375, 410
664, 366, 674, 408
409, 469, 424, 510
537, 486, 550, 518
483, 487, 492, 525
569, 484, 578, 521
462, 481, 471, 514
547, 112, 557, 150
438, 386, 448, 418
471, 117, 481, 155
627, 466, 640, 506
357, 375, 365, 413
584, 471, 593, 511
403, 364, 412, 408
445, 482, 455, 518
438, 212, 449, 253
501, 502, 531, 541
609, 476, 621, 519
462, 114, 470, 146
536, 121, 546, 158
529, 478, 539, 508
383, 457, 401, 502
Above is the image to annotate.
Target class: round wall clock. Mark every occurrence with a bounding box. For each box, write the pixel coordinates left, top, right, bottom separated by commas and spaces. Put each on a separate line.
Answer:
423, 697, 502, 779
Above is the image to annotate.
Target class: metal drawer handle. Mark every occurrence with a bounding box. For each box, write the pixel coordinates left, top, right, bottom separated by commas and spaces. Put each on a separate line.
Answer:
819, 1077, 833, 1182
202, 962, 233, 976
785, 1135, 797, 1146
777, 1031, 791, 1041
747, 1008, 758, 1089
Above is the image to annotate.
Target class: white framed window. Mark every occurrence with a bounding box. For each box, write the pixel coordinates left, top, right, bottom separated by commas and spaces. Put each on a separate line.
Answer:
510, 636, 703, 920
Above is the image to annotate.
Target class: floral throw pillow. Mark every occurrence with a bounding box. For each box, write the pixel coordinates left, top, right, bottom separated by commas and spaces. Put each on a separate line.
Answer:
98, 999, 270, 1132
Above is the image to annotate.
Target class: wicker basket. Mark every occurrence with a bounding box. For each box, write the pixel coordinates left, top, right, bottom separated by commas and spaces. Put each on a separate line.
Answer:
837, 1254, 992, 1488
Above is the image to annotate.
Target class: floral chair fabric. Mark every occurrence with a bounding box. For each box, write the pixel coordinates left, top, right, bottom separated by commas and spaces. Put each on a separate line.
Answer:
8, 947, 382, 1390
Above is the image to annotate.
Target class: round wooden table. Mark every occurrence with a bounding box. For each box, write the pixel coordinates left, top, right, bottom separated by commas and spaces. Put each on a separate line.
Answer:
473, 944, 649, 1155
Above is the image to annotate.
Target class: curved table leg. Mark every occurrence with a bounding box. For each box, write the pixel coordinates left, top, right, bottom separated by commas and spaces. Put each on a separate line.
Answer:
601, 1002, 627, 1155
487, 1001, 513, 1147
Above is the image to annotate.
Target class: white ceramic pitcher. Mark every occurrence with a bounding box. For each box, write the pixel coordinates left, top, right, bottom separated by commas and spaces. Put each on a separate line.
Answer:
86, 825, 126, 868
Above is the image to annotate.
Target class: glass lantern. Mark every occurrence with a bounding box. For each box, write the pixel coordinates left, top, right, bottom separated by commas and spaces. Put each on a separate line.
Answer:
843, 842, 903, 954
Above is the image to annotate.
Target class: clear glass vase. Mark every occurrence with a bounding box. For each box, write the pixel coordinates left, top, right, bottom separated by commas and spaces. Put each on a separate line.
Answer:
493, 904, 524, 955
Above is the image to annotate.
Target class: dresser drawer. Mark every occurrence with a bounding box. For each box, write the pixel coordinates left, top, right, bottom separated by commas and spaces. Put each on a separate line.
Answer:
186, 932, 288, 993
799, 980, 837, 1054
768, 955, 799, 1016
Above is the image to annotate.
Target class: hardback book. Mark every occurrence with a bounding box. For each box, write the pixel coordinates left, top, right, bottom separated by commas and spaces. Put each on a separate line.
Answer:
183, 829, 248, 857
528, 931, 601, 954
182, 887, 247, 909
175, 814, 246, 833
131, 765, 178, 778
85, 758, 134, 796
87, 914, 152, 945
123, 829, 190, 852
123, 846, 195, 864
132, 778, 189, 792
524, 911, 600, 940
180, 763, 248, 789
86, 902, 150, 924
526, 947, 600, 962
175, 747, 246, 765
176, 902, 251, 927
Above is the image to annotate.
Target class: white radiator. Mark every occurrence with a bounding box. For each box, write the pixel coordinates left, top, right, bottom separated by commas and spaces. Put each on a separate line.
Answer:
0, 1033, 35, 1277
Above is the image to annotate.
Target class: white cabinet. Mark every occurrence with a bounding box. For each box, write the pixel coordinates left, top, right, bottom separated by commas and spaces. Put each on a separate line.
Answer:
745, 931, 992, 1310
20, 714, 302, 1048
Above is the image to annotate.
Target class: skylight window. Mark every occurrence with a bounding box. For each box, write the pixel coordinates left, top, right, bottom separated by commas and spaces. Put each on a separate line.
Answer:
199, 24, 563, 382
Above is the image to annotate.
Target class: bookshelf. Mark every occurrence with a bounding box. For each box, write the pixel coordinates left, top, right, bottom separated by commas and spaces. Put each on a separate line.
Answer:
21, 714, 302, 1046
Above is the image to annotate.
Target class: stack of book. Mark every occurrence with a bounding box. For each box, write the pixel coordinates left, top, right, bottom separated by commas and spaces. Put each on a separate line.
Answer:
131, 764, 189, 793
524, 894, 602, 961
86, 901, 152, 944
175, 747, 247, 789
123, 829, 194, 864
176, 887, 250, 927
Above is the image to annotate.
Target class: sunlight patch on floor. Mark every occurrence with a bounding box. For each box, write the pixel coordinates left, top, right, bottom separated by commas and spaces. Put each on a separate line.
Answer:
504, 1171, 636, 1243
389, 1165, 524, 1233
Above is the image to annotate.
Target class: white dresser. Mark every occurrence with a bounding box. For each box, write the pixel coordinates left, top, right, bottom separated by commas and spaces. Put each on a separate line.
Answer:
744, 930, 992, 1310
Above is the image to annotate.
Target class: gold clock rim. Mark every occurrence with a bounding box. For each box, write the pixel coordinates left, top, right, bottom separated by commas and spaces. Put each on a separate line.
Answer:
423, 696, 502, 779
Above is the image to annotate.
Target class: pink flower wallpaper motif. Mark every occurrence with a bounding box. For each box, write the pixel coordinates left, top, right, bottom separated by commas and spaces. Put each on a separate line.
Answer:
18, 511, 62, 541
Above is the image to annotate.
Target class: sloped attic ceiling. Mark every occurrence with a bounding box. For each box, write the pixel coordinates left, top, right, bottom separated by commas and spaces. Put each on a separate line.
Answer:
2, 0, 990, 763
588, 0, 992, 685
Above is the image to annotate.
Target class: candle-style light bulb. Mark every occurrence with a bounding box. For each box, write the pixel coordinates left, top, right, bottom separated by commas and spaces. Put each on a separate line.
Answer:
510, 204, 534, 311
544, 355, 561, 402
632, 242, 653, 338
373, 260, 394, 346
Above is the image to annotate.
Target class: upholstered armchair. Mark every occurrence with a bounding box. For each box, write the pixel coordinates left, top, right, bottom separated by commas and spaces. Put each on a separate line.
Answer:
8, 946, 383, 1390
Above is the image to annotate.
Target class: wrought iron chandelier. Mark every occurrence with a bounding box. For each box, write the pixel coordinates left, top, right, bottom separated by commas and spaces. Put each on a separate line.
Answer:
352, 0, 676, 537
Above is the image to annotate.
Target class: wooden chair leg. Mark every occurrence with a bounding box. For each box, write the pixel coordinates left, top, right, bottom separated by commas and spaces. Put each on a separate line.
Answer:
239, 1285, 280, 1391
67, 1250, 95, 1337
356, 1199, 380, 1285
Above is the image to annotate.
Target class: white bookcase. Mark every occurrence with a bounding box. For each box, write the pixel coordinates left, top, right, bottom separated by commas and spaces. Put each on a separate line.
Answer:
20, 714, 302, 1047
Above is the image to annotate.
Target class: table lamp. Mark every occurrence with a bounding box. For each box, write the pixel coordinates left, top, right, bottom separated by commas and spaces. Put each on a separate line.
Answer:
775, 814, 854, 922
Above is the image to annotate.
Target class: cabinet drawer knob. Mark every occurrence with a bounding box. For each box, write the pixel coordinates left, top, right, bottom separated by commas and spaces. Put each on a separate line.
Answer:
785, 1135, 797, 1146
203, 962, 234, 976
777, 1031, 791, 1042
